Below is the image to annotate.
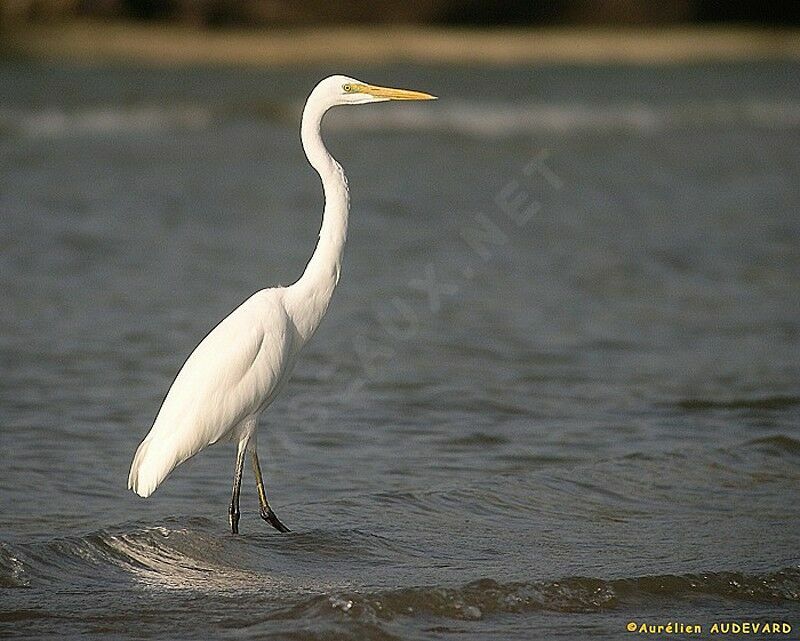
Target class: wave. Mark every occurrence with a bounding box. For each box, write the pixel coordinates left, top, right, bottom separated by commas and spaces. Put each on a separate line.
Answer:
0, 105, 213, 138
676, 395, 800, 412
261, 567, 800, 623
329, 100, 800, 135
0, 519, 423, 594
8, 522, 793, 614
2, 434, 798, 625
2, 100, 800, 139
0, 518, 265, 591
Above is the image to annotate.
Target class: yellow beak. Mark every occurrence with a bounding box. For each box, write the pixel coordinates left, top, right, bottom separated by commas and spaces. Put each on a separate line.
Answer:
357, 84, 437, 101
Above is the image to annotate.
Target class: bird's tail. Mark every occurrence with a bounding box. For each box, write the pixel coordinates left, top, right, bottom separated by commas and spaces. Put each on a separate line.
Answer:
128, 435, 179, 498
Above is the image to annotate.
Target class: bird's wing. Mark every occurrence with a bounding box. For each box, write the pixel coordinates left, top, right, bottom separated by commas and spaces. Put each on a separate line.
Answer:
128, 289, 294, 497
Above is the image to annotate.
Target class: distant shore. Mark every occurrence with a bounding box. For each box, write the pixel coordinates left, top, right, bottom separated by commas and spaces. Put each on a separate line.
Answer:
3, 20, 800, 66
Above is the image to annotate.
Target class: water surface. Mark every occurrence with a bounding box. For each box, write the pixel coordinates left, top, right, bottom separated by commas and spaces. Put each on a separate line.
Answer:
1, 62, 799, 640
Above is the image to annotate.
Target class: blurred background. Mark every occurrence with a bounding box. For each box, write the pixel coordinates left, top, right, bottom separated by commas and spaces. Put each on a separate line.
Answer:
2, 0, 800, 66
1, 0, 799, 26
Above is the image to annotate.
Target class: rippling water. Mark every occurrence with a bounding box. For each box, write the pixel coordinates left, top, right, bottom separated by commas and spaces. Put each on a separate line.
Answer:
1, 62, 799, 640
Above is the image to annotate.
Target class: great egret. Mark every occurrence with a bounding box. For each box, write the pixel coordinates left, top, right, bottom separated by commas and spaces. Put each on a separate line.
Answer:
128, 76, 436, 534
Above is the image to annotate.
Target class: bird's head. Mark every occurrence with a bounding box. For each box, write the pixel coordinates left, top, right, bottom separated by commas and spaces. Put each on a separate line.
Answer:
313, 75, 437, 106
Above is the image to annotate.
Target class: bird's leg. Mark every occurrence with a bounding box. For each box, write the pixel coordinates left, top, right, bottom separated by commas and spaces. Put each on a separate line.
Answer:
251, 448, 290, 533
229, 440, 248, 534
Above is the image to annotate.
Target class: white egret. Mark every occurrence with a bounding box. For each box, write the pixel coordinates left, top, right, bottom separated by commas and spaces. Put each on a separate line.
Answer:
128, 76, 436, 534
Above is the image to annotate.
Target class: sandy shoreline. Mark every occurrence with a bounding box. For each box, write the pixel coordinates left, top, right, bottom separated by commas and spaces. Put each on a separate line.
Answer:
2, 20, 800, 66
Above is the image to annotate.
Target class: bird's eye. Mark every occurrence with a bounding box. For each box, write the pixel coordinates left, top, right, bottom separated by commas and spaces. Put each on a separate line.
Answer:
343, 84, 353, 93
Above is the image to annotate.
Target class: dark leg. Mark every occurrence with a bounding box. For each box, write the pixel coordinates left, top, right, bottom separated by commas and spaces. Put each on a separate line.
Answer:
251, 448, 290, 533
229, 440, 247, 534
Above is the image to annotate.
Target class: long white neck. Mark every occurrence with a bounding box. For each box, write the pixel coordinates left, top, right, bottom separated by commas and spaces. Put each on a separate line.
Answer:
285, 94, 350, 344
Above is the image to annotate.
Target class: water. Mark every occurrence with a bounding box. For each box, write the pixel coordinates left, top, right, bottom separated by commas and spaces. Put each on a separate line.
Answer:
1, 61, 799, 639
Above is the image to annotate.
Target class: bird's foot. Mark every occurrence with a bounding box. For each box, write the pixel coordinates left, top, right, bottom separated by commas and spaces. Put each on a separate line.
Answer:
229, 508, 240, 534
260, 506, 290, 533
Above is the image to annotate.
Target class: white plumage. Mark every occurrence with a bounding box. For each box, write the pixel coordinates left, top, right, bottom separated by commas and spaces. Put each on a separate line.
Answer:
129, 289, 294, 498
127, 75, 436, 533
